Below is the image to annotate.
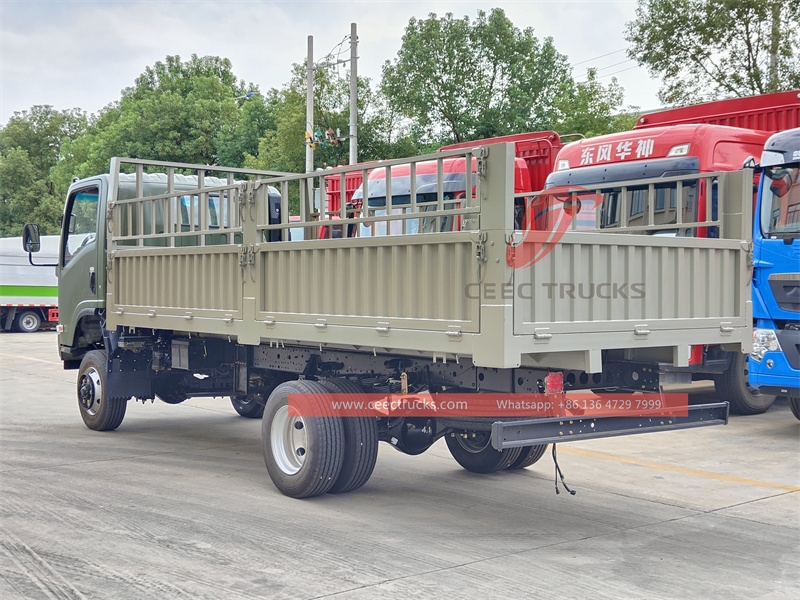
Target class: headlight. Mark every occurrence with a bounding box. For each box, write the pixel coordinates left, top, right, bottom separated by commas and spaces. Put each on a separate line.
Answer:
751, 329, 782, 362
667, 143, 690, 157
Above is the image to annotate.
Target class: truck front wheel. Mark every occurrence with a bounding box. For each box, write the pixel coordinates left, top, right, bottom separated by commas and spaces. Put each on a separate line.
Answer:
77, 350, 127, 431
262, 380, 345, 498
715, 352, 776, 415
445, 432, 522, 473
14, 310, 41, 333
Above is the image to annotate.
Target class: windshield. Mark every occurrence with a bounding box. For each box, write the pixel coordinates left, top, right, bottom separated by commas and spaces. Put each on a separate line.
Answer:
761, 166, 800, 237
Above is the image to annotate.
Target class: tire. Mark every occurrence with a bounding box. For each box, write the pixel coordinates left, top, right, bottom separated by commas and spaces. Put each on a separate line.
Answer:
231, 394, 265, 419
14, 310, 41, 333
788, 396, 800, 421
445, 431, 522, 474
261, 380, 345, 498
507, 444, 548, 470
318, 378, 379, 494
715, 352, 776, 415
77, 350, 127, 431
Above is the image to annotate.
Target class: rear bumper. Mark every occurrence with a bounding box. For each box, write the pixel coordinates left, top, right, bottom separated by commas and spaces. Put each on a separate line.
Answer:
490, 402, 729, 450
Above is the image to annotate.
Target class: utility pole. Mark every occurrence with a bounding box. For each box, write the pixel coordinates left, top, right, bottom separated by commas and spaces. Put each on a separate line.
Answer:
768, 2, 780, 93
306, 35, 314, 173
349, 22, 358, 165
306, 25, 359, 170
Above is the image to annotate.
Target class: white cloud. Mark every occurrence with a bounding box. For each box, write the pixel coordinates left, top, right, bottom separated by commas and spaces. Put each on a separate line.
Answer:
0, 0, 661, 124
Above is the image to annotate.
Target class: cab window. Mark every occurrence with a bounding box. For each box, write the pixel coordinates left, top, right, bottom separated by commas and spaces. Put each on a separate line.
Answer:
63, 187, 99, 267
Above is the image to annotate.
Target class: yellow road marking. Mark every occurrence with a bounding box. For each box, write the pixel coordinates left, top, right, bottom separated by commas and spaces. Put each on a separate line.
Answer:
560, 446, 800, 493
0, 351, 61, 366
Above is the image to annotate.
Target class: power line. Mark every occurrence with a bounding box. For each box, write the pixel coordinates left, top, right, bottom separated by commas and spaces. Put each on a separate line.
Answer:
571, 48, 626, 67
579, 59, 636, 79
592, 58, 635, 73
598, 65, 640, 78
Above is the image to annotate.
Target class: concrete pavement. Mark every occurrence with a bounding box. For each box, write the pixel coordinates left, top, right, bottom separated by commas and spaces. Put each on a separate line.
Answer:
1, 331, 798, 599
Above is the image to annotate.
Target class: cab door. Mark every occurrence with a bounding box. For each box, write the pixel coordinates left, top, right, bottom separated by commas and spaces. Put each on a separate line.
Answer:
58, 180, 105, 349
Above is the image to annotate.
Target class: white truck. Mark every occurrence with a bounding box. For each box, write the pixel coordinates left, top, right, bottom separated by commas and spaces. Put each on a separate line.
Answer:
23, 145, 749, 497
1, 235, 59, 332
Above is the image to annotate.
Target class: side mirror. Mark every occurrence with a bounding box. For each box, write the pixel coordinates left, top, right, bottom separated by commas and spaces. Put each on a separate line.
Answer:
23, 223, 41, 253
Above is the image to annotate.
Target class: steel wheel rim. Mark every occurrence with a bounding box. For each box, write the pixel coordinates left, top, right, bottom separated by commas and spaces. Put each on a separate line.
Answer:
20, 314, 38, 330
271, 404, 308, 475
456, 432, 491, 453
79, 367, 102, 415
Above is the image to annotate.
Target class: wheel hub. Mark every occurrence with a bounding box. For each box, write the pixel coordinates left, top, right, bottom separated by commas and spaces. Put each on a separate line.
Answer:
79, 368, 102, 415
270, 405, 308, 475
456, 431, 492, 453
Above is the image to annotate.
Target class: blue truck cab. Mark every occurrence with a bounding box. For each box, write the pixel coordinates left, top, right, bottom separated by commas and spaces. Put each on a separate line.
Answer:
749, 128, 800, 418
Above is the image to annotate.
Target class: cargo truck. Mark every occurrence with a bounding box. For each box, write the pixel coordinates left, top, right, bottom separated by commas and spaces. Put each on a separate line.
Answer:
748, 127, 800, 419
1, 235, 60, 332
23, 145, 750, 498
544, 91, 800, 415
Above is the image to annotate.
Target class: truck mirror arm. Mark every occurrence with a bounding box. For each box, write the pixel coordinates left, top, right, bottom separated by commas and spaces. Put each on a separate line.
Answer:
22, 223, 58, 267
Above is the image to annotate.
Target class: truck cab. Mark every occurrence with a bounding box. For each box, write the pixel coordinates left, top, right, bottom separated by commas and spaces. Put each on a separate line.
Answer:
48, 170, 281, 368
748, 128, 800, 418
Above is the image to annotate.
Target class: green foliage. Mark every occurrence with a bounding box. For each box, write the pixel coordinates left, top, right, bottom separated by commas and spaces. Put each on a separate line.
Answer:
216, 89, 278, 167
246, 62, 421, 174
555, 70, 640, 138
60, 54, 267, 177
1, 14, 643, 237
626, 0, 800, 104
381, 9, 580, 144
104, 55, 245, 165
0, 106, 87, 235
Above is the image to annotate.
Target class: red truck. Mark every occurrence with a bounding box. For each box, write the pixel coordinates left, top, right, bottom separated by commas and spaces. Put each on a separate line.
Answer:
324, 131, 567, 236
544, 90, 800, 415
324, 131, 566, 208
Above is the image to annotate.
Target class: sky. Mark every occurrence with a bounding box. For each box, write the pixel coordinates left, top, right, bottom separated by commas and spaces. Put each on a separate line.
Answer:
0, 0, 662, 127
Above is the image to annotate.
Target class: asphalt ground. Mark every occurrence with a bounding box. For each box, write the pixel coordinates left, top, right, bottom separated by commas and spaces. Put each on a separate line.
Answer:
1, 331, 798, 599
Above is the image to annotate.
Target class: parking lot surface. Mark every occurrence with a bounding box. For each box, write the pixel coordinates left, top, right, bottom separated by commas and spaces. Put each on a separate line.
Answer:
1, 331, 798, 599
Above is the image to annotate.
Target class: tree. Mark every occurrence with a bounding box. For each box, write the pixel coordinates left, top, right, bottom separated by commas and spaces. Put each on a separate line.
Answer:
626, 0, 800, 104
554, 70, 639, 139
58, 55, 267, 179
381, 9, 574, 144
215, 89, 278, 167
0, 106, 87, 235
247, 61, 420, 175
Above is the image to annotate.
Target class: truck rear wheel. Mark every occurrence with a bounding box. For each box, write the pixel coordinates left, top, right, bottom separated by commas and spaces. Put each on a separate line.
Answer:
445, 432, 522, 473
77, 350, 127, 431
14, 310, 41, 333
261, 380, 344, 498
507, 444, 548, 469
715, 353, 776, 415
231, 394, 265, 419
788, 396, 800, 421
318, 378, 379, 494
